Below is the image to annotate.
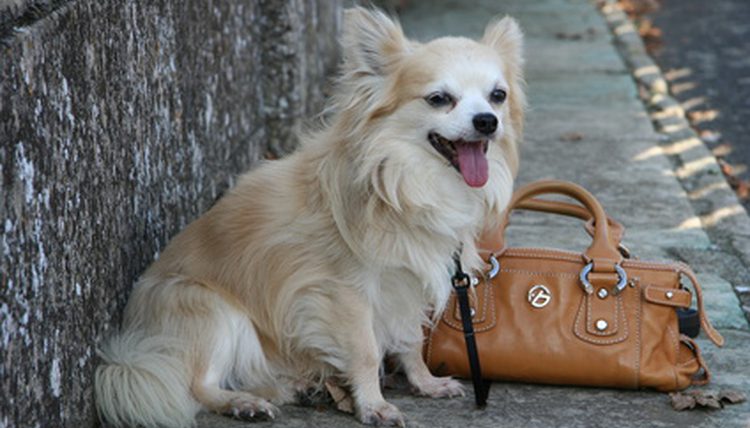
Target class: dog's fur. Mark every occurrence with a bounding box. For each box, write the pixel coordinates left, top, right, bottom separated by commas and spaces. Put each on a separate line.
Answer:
95, 8, 524, 427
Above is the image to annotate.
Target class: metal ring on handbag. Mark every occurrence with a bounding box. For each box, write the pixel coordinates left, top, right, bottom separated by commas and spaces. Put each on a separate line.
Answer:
487, 254, 500, 279
579, 262, 627, 295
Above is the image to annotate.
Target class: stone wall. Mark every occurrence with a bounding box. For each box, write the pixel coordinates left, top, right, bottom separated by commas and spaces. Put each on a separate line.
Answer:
0, 0, 341, 426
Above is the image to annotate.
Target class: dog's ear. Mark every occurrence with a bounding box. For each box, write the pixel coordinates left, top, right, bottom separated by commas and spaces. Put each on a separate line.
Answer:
483, 17, 525, 173
482, 16, 524, 71
340, 7, 409, 76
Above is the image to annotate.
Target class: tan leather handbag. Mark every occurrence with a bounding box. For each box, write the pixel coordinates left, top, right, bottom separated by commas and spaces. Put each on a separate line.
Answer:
424, 180, 724, 393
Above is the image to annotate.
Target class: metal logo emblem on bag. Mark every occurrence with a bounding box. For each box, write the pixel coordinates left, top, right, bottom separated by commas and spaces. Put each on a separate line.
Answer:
528, 285, 551, 308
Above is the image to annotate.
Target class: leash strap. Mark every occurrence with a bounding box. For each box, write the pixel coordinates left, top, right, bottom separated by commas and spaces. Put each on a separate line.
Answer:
452, 254, 490, 408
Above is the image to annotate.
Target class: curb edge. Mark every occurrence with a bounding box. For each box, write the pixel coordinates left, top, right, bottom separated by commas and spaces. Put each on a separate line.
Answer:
596, 0, 750, 322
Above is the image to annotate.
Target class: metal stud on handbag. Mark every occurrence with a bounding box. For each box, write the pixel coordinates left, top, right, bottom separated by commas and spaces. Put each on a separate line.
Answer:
425, 180, 724, 392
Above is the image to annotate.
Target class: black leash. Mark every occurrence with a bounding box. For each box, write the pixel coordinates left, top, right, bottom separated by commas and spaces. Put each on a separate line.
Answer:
451, 253, 490, 408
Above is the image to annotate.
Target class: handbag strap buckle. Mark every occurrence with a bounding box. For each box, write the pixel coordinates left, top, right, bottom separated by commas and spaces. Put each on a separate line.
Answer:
486, 254, 500, 279
579, 262, 628, 295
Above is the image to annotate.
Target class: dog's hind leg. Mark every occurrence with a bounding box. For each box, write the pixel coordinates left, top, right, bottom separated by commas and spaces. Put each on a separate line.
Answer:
192, 379, 279, 421
188, 318, 281, 422
178, 281, 285, 421
122, 275, 285, 422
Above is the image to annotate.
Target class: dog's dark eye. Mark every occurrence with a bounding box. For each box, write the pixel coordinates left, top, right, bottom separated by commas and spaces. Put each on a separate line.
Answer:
425, 92, 453, 108
490, 89, 507, 104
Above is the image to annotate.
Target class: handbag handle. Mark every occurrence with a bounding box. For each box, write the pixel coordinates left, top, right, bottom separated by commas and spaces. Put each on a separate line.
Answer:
480, 180, 624, 288
513, 198, 626, 250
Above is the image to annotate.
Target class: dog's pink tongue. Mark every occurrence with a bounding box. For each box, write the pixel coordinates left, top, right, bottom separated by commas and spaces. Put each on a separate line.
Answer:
455, 142, 489, 187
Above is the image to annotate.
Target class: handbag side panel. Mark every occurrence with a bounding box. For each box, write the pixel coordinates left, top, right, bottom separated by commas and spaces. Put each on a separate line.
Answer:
632, 264, 700, 391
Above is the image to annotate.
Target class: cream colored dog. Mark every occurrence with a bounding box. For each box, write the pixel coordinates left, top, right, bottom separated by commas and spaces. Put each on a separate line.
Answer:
96, 7, 524, 427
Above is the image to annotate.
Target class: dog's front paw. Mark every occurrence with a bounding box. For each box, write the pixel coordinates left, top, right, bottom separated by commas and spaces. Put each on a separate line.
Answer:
356, 401, 405, 427
223, 397, 279, 422
412, 375, 465, 398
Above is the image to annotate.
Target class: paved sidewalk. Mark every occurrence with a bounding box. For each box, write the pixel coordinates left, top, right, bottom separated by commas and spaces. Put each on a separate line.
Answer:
197, 0, 750, 426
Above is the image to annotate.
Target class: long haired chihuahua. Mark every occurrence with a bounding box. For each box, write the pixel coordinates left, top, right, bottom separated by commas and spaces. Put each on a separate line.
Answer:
96, 7, 524, 427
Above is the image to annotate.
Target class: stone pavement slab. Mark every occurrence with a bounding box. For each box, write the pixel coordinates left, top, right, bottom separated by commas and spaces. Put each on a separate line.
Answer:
197, 0, 750, 426
197, 331, 750, 428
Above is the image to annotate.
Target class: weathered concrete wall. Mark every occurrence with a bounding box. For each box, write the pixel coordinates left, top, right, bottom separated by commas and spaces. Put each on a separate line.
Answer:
0, 0, 341, 426
0, 1, 70, 42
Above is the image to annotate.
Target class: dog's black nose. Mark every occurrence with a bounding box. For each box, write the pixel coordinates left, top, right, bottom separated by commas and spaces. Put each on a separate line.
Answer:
472, 113, 498, 135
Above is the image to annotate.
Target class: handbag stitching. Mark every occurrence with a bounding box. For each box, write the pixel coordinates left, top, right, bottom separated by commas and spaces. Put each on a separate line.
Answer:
505, 250, 579, 257
624, 261, 681, 271
639, 279, 687, 388
442, 281, 497, 332
447, 282, 484, 326
503, 251, 582, 263
474, 283, 496, 333
643, 285, 691, 307
585, 292, 621, 336
498, 268, 577, 278
425, 325, 435, 366
667, 323, 680, 365
442, 296, 459, 329
633, 285, 641, 388
451, 278, 491, 324
574, 293, 629, 344
443, 268, 582, 332
666, 324, 680, 389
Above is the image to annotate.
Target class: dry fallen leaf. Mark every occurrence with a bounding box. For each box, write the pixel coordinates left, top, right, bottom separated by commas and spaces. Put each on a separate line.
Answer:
694, 393, 723, 410
559, 132, 584, 142
618, 0, 660, 16
555, 32, 583, 41
699, 129, 722, 144
671, 389, 747, 411
719, 389, 747, 405
717, 158, 750, 199
736, 182, 750, 199
670, 392, 696, 411
687, 109, 719, 123
325, 380, 355, 414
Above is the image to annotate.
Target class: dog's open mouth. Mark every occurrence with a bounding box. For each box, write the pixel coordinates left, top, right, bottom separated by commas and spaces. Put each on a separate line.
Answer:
428, 132, 490, 188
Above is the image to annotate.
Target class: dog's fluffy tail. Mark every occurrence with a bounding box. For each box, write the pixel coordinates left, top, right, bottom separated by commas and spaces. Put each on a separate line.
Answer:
95, 332, 200, 428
